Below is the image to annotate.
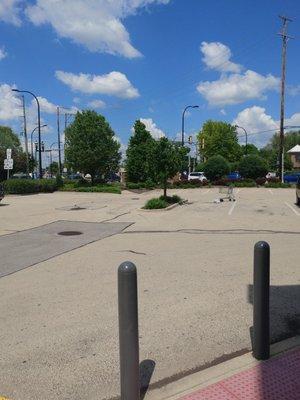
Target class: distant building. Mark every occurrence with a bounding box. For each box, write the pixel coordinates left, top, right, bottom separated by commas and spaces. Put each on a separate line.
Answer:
287, 145, 300, 169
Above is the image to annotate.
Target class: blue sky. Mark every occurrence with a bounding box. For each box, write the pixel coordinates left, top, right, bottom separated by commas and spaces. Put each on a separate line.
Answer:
1, 0, 300, 160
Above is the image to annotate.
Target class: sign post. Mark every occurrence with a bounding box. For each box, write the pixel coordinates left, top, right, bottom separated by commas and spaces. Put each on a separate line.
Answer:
4, 149, 13, 179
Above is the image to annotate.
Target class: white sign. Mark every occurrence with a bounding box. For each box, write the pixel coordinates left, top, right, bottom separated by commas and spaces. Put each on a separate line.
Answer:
4, 158, 13, 170
6, 148, 12, 159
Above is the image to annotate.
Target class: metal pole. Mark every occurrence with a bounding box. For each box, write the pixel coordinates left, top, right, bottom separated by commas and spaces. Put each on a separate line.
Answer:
118, 261, 140, 400
253, 241, 270, 360
21, 95, 29, 175
57, 107, 62, 175
181, 108, 187, 147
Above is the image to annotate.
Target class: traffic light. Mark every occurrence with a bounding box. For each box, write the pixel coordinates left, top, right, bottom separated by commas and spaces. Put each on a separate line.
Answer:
41, 141, 45, 152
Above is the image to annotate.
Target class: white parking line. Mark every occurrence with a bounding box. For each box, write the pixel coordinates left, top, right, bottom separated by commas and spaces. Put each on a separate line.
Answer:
269, 189, 274, 195
285, 202, 300, 216
228, 201, 237, 215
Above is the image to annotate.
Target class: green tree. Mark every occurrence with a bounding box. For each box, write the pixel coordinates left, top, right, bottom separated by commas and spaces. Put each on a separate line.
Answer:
203, 155, 230, 181
242, 143, 259, 156
49, 161, 59, 176
198, 120, 242, 162
239, 155, 268, 179
65, 110, 121, 183
151, 138, 187, 197
0, 126, 35, 180
125, 120, 155, 182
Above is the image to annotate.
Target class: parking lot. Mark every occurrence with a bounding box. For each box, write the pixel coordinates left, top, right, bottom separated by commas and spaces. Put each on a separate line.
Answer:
0, 188, 299, 400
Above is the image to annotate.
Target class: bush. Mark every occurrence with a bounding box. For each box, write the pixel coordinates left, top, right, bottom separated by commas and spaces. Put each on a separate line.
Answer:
212, 178, 230, 186
144, 198, 168, 209
56, 175, 64, 188
233, 180, 256, 187
256, 177, 267, 186
267, 176, 280, 183
239, 155, 268, 180
159, 194, 182, 204
36, 179, 58, 193
3, 179, 38, 194
60, 184, 121, 194
203, 155, 230, 181
265, 182, 291, 188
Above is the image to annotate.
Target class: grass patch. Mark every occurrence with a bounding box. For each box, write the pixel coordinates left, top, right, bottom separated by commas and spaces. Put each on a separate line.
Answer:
265, 182, 291, 188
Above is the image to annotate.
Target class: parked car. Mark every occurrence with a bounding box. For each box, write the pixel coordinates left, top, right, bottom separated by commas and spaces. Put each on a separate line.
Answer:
188, 172, 207, 182
284, 172, 300, 184
296, 176, 300, 206
11, 173, 31, 179
227, 171, 241, 181
0, 183, 4, 202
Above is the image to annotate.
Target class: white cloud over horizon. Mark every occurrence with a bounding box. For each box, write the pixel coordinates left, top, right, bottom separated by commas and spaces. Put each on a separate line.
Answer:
0, 47, 7, 60
198, 41, 280, 107
87, 99, 106, 109
0, 0, 22, 26
25, 0, 170, 58
55, 70, 140, 99
140, 117, 165, 139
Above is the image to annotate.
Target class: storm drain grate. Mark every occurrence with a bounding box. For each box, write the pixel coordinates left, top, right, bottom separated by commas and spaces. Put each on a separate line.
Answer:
58, 231, 83, 236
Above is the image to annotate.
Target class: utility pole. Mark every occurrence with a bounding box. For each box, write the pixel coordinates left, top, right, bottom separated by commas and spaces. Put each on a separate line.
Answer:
21, 95, 29, 175
57, 106, 62, 175
278, 15, 293, 182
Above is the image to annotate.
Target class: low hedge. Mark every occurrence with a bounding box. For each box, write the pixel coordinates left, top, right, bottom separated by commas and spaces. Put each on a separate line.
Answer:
60, 183, 121, 194
3, 179, 58, 194
265, 182, 291, 188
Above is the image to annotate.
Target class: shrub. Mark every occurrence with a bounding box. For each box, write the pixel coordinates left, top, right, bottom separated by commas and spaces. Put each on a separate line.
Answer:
60, 184, 121, 194
36, 179, 58, 193
159, 194, 182, 204
3, 179, 38, 194
265, 182, 291, 188
144, 198, 168, 209
256, 177, 267, 186
55, 175, 64, 188
233, 180, 256, 187
267, 176, 280, 183
239, 155, 268, 180
212, 178, 230, 186
203, 155, 230, 181
126, 182, 145, 190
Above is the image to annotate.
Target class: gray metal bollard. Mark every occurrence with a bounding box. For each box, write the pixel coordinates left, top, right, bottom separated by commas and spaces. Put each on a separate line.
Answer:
253, 241, 270, 360
118, 261, 140, 400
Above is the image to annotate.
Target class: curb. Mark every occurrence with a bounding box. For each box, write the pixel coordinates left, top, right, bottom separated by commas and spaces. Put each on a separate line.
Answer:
139, 203, 180, 212
144, 335, 300, 400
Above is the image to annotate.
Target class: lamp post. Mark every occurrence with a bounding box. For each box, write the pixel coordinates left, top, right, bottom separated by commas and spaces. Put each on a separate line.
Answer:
181, 105, 199, 146
235, 125, 248, 155
12, 89, 42, 178
57, 106, 76, 175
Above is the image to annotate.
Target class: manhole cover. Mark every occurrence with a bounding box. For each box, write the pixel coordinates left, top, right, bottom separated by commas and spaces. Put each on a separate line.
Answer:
58, 231, 83, 236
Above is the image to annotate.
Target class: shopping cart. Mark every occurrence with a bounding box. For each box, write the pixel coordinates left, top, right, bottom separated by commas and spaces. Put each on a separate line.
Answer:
219, 185, 235, 202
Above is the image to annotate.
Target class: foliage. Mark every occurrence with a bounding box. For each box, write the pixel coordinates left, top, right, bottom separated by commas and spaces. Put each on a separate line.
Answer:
255, 177, 267, 185
198, 120, 242, 162
60, 183, 121, 194
0, 126, 21, 149
265, 182, 291, 188
233, 180, 256, 187
49, 161, 59, 175
3, 179, 38, 194
36, 179, 58, 192
125, 120, 156, 183
144, 198, 168, 209
159, 194, 182, 204
172, 180, 209, 188
151, 137, 188, 197
241, 144, 259, 156
126, 180, 155, 190
195, 162, 206, 172
203, 155, 230, 181
239, 154, 268, 179
65, 110, 121, 183
56, 174, 64, 188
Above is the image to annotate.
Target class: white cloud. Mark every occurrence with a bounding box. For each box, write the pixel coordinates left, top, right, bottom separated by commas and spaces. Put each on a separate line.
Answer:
55, 70, 139, 99
0, 0, 22, 26
285, 113, 300, 128
73, 97, 81, 104
0, 47, 7, 60
233, 106, 278, 134
0, 83, 22, 120
197, 70, 279, 106
87, 99, 106, 109
26, 0, 170, 58
140, 118, 165, 139
220, 109, 226, 115
36, 96, 57, 113
200, 41, 241, 73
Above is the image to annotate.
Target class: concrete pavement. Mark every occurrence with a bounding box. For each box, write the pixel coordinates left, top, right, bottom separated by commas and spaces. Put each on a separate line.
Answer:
0, 188, 299, 399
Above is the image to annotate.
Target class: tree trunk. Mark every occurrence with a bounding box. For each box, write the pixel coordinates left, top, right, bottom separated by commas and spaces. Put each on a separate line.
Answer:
163, 180, 167, 198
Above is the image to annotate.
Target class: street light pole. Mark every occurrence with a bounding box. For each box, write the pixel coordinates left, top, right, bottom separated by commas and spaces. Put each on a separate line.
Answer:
12, 89, 42, 178
181, 105, 199, 146
31, 124, 47, 158
235, 125, 248, 155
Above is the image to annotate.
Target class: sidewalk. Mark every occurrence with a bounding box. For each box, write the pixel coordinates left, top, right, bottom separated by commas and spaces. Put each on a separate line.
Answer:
146, 336, 300, 400
180, 347, 300, 400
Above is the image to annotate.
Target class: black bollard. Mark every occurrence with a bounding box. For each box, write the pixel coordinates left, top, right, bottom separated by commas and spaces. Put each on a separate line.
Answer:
118, 261, 140, 400
253, 241, 270, 360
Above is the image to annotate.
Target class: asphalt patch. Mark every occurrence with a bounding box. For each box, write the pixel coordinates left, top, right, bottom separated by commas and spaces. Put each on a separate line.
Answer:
0, 220, 131, 278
